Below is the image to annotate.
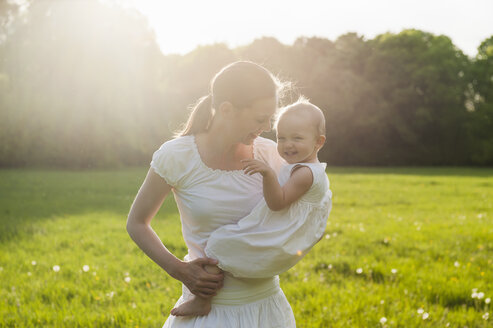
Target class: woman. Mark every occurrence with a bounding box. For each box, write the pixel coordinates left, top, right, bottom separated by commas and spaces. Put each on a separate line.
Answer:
126, 61, 296, 327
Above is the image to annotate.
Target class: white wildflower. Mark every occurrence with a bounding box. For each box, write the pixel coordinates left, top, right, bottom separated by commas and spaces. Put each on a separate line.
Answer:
83, 265, 90, 272
417, 308, 424, 314
356, 268, 363, 274
485, 298, 491, 304
380, 317, 387, 324
31, 261, 37, 266
391, 269, 397, 274
124, 276, 131, 283
422, 312, 429, 320
454, 261, 460, 267
478, 292, 485, 299
483, 312, 489, 320
53, 265, 60, 272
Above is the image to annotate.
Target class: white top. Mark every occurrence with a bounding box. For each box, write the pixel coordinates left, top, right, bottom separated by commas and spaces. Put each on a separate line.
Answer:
151, 135, 286, 260
152, 136, 296, 328
205, 162, 332, 278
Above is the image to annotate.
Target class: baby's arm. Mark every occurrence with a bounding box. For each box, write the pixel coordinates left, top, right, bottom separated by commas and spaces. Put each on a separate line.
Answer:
242, 159, 313, 211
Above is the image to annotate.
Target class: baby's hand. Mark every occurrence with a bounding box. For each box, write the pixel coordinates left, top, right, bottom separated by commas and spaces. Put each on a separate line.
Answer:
241, 159, 274, 177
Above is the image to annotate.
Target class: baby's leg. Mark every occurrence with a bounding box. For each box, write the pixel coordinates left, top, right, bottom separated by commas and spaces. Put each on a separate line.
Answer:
170, 295, 211, 317
170, 265, 221, 317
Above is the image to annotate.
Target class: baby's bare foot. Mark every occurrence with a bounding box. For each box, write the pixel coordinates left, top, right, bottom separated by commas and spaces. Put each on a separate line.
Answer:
171, 297, 211, 317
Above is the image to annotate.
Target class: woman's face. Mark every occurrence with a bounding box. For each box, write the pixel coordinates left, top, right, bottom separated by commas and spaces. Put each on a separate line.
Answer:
231, 97, 277, 145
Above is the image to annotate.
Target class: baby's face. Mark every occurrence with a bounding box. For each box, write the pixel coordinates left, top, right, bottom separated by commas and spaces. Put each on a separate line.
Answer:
276, 113, 321, 164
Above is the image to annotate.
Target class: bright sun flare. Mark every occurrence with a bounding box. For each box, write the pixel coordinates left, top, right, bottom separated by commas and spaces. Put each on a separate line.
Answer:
130, 0, 492, 57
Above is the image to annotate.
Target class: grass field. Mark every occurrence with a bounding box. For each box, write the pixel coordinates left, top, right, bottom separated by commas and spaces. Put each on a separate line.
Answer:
0, 167, 492, 327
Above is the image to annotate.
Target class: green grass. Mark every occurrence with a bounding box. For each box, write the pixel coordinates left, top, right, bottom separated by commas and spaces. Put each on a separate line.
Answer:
0, 167, 492, 327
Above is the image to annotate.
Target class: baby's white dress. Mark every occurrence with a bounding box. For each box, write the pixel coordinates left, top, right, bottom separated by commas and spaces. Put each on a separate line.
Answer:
205, 162, 332, 278
151, 135, 296, 328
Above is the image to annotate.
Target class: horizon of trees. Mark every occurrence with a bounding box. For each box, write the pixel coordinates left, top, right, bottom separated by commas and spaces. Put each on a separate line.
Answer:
1, 0, 492, 168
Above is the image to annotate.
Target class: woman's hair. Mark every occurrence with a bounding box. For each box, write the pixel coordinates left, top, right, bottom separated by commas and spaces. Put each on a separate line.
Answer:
179, 61, 281, 136
275, 96, 326, 136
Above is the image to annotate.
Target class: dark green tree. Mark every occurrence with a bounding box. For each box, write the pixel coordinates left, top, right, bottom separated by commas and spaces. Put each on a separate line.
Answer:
468, 36, 493, 164
362, 30, 471, 165
1, 2, 490, 168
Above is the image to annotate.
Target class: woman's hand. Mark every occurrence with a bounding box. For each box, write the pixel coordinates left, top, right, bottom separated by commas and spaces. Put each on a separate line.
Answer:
127, 169, 223, 298
242, 159, 275, 178
177, 258, 224, 298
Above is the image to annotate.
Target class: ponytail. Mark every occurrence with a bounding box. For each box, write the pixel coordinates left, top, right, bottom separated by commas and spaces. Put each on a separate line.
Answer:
176, 61, 280, 138
178, 94, 213, 136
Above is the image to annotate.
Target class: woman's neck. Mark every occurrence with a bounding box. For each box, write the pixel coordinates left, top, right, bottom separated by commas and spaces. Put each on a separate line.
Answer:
195, 128, 253, 171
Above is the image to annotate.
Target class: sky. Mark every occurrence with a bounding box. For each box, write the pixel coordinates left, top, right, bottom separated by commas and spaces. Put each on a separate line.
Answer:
131, 0, 493, 57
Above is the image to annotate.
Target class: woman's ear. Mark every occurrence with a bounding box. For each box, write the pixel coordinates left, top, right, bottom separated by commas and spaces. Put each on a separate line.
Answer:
217, 101, 234, 117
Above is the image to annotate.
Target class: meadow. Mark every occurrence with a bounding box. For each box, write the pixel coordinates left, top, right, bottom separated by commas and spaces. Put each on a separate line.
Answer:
0, 167, 491, 327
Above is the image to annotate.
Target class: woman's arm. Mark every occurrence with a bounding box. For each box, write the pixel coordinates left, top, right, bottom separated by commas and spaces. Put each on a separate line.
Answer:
126, 168, 223, 298
242, 160, 313, 211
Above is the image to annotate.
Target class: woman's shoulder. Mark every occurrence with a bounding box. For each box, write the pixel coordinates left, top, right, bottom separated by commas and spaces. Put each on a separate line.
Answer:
254, 137, 286, 174
152, 135, 198, 166
253, 136, 277, 157
150, 135, 198, 186
156, 135, 194, 152
254, 136, 277, 148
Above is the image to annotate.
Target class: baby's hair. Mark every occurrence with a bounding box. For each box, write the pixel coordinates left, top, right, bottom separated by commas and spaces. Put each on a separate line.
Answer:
275, 96, 326, 136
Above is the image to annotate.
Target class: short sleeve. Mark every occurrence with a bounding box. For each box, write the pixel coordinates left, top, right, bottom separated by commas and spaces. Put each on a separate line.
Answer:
150, 136, 195, 188
295, 163, 331, 204
254, 137, 286, 174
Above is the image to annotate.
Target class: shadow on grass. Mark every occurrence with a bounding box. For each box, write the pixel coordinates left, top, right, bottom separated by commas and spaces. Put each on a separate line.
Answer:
2, 166, 491, 243
0, 168, 178, 243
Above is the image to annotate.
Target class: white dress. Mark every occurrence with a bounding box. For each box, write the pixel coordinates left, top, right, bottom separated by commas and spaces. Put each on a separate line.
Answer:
205, 163, 332, 278
150, 135, 296, 328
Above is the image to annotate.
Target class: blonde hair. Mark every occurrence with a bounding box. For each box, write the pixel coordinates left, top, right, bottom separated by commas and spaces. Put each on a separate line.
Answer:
178, 61, 283, 136
275, 96, 326, 136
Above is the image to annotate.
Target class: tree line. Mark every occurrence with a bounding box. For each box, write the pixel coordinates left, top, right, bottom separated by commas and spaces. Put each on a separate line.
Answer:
0, 0, 492, 167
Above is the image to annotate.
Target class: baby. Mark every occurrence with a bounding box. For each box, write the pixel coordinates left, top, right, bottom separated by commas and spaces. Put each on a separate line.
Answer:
171, 99, 332, 316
